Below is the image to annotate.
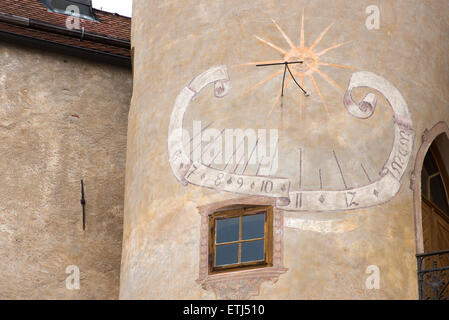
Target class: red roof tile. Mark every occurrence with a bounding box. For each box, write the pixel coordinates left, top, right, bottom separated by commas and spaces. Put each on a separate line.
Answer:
0, 0, 130, 58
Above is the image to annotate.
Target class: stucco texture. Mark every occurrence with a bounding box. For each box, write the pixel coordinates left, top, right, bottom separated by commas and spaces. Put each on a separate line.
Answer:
121, 0, 449, 299
0, 42, 132, 299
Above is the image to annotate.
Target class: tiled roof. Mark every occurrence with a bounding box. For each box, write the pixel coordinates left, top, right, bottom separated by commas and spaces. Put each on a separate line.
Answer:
0, 0, 131, 59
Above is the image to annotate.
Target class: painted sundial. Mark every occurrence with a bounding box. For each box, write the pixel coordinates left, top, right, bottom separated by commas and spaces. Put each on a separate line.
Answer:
168, 12, 415, 212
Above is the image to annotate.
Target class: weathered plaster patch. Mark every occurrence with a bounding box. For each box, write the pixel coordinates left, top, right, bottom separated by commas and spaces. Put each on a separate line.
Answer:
284, 216, 359, 233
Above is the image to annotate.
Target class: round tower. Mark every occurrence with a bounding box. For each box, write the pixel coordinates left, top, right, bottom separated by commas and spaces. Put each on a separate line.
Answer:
121, 0, 449, 299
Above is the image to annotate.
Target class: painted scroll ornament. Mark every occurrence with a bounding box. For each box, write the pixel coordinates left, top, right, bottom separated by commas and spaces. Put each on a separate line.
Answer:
168, 66, 414, 212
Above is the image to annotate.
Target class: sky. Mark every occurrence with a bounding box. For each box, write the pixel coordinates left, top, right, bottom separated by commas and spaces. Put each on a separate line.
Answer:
92, 0, 132, 17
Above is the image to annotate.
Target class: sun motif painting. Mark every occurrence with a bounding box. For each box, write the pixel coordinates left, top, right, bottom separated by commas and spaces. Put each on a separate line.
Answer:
239, 11, 355, 116
168, 12, 415, 213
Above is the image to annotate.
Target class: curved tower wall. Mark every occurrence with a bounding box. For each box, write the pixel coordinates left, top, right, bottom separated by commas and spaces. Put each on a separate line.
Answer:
121, 0, 449, 299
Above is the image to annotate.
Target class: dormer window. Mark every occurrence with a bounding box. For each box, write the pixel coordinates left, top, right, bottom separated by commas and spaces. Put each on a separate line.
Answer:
39, 0, 97, 21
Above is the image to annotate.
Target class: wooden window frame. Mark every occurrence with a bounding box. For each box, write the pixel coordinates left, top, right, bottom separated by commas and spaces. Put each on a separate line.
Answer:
208, 205, 273, 275
196, 196, 287, 299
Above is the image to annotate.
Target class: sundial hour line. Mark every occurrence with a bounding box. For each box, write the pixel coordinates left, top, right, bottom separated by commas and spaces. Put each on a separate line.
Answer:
200, 129, 225, 164
298, 148, 302, 189
190, 121, 214, 158
254, 138, 279, 176
190, 121, 213, 144
361, 163, 372, 183
241, 138, 260, 175
319, 168, 323, 190
268, 138, 280, 174
333, 150, 348, 189
223, 139, 245, 171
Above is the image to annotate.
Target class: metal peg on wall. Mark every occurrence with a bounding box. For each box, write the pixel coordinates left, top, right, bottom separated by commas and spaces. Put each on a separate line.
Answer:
80, 180, 86, 231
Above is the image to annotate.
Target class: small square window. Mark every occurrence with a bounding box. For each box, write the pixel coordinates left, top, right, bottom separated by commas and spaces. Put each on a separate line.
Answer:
209, 206, 273, 274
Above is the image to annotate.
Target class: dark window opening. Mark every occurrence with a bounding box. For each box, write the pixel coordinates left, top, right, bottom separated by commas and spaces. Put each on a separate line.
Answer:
421, 143, 449, 216
39, 0, 97, 21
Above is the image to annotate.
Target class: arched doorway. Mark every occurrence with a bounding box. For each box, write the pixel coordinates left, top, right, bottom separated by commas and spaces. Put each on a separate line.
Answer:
413, 122, 449, 300
421, 135, 449, 252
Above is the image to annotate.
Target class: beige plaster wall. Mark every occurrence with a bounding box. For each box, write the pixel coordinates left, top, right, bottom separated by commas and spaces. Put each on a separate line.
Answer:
121, 0, 449, 299
0, 42, 132, 299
